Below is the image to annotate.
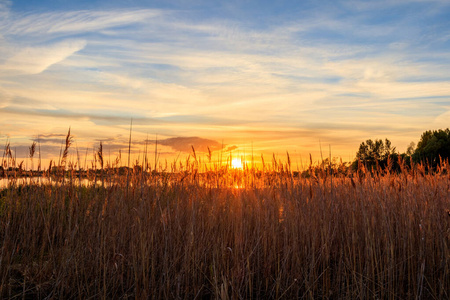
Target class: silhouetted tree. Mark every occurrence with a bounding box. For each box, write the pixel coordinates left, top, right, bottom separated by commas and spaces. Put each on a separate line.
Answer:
406, 141, 415, 156
352, 138, 397, 171
412, 128, 450, 167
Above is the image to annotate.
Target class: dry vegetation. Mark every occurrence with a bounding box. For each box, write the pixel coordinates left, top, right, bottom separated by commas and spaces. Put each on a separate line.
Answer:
0, 138, 449, 299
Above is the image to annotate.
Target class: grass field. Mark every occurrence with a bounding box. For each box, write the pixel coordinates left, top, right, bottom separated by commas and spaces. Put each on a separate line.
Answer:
0, 148, 449, 299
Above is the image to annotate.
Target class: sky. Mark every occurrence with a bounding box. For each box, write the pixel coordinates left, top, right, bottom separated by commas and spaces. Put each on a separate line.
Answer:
1, 0, 450, 168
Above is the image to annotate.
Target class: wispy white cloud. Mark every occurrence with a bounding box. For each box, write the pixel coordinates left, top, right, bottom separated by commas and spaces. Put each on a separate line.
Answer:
1, 9, 163, 36
1, 39, 87, 74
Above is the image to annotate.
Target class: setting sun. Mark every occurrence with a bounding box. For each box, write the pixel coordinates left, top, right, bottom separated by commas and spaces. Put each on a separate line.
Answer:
231, 158, 243, 169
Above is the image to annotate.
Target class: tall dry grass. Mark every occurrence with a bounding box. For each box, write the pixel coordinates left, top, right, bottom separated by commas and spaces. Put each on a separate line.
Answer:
0, 143, 449, 299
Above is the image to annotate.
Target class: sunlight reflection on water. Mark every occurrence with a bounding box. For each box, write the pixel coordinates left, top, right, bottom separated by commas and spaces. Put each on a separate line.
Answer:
0, 177, 104, 189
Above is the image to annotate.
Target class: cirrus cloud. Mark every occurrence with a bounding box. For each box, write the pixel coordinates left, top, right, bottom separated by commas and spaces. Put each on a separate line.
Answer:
1, 39, 87, 75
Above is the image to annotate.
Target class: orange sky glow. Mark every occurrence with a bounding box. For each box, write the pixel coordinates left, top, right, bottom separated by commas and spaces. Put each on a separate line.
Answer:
1, 0, 449, 169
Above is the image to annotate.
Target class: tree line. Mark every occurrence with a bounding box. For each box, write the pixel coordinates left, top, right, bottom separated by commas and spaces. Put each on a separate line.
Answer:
352, 128, 450, 171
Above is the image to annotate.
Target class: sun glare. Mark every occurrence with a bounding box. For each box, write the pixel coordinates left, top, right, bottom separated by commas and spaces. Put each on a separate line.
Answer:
231, 158, 243, 169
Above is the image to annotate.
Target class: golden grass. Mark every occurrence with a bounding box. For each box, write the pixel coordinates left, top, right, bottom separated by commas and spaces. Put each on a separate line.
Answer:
0, 146, 449, 299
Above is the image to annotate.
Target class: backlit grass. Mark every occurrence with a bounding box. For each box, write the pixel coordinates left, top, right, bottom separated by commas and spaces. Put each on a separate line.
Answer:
0, 143, 449, 299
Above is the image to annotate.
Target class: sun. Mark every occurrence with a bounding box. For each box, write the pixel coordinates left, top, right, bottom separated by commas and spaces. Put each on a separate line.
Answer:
231, 158, 243, 169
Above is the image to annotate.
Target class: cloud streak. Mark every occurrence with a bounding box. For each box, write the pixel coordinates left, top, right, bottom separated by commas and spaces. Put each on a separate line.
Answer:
1, 39, 86, 74
1, 9, 163, 36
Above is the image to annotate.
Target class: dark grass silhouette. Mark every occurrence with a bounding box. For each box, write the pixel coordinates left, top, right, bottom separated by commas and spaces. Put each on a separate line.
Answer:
0, 138, 449, 299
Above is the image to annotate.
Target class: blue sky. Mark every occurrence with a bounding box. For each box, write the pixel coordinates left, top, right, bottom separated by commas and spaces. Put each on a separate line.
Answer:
1, 0, 450, 165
